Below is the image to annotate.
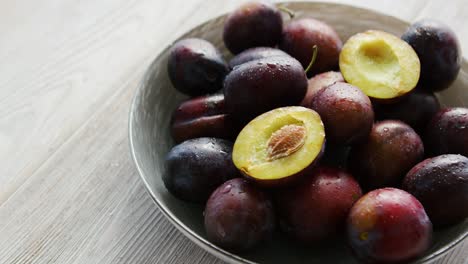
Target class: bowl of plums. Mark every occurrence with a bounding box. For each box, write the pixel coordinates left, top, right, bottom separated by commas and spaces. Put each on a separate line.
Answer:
129, 1, 468, 263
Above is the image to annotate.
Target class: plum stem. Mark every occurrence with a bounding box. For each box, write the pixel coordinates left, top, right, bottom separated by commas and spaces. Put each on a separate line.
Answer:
304, 45, 318, 75
278, 6, 295, 19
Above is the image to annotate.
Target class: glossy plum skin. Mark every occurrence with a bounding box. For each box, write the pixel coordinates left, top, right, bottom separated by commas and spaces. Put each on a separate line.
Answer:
168, 38, 228, 96
170, 94, 240, 143
300, 71, 344, 107
224, 56, 308, 123
275, 167, 362, 243
280, 18, 342, 76
204, 178, 276, 251
163, 138, 239, 203
402, 19, 461, 91
403, 154, 468, 227
223, 1, 283, 54
228, 47, 290, 69
425, 107, 468, 157
349, 120, 424, 190
374, 90, 440, 133
347, 188, 432, 264
309, 83, 374, 145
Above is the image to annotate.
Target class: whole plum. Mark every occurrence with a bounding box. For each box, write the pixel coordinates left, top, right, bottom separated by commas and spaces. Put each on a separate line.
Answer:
170, 94, 240, 143
374, 90, 440, 133
349, 120, 424, 190
309, 82, 374, 145
280, 18, 342, 76
402, 19, 461, 91
347, 188, 432, 263
403, 154, 468, 227
223, 1, 283, 54
224, 56, 307, 123
163, 138, 239, 203
228, 47, 290, 69
275, 166, 362, 243
168, 38, 228, 96
204, 178, 276, 251
300, 71, 344, 107
425, 107, 468, 157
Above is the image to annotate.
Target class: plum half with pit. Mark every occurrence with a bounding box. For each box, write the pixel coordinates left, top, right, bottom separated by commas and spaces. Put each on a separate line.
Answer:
402, 19, 461, 91
425, 107, 468, 157
223, 1, 283, 54
224, 56, 307, 124
403, 154, 468, 227
275, 166, 362, 243
280, 18, 342, 76
168, 38, 228, 96
163, 138, 240, 203
374, 90, 440, 133
228, 47, 290, 69
340, 30, 420, 101
347, 188, 432, 263
349, 120, 424, 190
300, 71, 344, 107
309, 82, 374, 145
204, 178, 276, 251
232, 106, 325, 187
170, 94, 240, 143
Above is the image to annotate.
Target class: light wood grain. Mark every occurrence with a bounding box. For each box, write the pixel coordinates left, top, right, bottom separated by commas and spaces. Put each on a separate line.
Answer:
0, 0, 466, 263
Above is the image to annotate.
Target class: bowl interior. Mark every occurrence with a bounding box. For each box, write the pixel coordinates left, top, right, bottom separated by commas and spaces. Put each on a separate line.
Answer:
129, 2, 467, 263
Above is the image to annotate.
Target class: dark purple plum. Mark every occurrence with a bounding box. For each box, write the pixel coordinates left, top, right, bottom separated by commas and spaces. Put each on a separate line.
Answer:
425, 107, 468, 157
223, 1, 283, 54
309, 82, 374, 145
275, 167, 362, 243
402, 19, 461, 91
349, 120, 424, 190
347, 188, 432, 263
163, 138, 239, 203
228, 47, 290, 69
224, 56, 307, 123
204, 178, 275, 251
374, 89, 440, 133
403, 154, 468, 227
300, 71, 344, 107
170, 94, 241, 143
168, 38, 228, 96
280, 18, 342, 76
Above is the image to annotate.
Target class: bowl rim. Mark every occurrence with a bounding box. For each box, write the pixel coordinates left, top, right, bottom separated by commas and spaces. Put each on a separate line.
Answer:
128, 2, 467, 263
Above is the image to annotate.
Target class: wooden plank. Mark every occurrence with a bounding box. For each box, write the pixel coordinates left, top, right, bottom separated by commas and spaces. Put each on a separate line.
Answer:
0, 73, 221, 263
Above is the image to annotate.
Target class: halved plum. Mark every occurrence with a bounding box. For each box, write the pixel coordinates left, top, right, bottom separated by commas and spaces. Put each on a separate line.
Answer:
340, 30, 420, 100
232, 106, 325, 187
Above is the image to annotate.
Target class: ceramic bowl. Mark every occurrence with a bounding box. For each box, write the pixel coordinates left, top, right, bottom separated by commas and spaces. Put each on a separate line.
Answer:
129, 2, 467, 263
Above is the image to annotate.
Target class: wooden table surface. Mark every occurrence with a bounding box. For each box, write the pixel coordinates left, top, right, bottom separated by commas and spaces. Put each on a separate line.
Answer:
1, 0, 467, 263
